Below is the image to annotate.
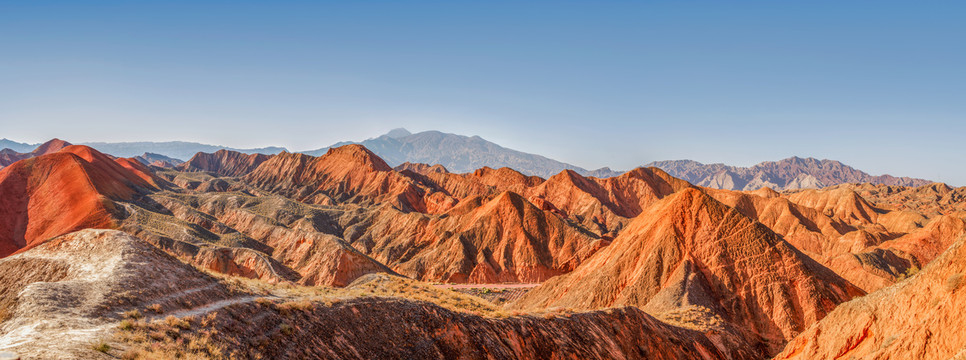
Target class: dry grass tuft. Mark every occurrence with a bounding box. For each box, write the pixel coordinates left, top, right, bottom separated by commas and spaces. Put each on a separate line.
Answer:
123, 309, 142, 320
90, 341, 111, 353
146, 303, 163, 314
947, 273, 964, 292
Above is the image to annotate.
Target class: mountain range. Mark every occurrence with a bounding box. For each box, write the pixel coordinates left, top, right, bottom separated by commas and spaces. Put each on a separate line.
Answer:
1, 130, 934, 191
0, 141, 964, 358
648, 157, 931, 191
303, 128, 622, 178
0, 138, 286, 161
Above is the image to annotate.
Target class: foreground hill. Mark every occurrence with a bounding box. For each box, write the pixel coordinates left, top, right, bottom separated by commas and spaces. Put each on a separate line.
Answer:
0, 229, 234, 358
649, 157, 931, 191
0, 229, 758, 360
303, 128, 621, 178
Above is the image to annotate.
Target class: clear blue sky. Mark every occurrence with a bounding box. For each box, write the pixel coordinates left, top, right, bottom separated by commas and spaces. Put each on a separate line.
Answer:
1, 1, 964, 184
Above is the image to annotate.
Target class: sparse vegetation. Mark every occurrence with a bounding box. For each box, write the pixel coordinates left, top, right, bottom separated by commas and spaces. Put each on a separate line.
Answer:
165, 315, 193, 330
255, 297, 275, 307
278, 300, 313, 316
279, 323, 294, 336
898, 265, 921, 281
123, 309, 142, 320
146, 303, 163, 314
658, 306, 727, 331
91, 341, 111, 353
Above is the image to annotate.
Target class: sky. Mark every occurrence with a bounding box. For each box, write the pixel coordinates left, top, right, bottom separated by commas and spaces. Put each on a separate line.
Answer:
1, 1, 964, 184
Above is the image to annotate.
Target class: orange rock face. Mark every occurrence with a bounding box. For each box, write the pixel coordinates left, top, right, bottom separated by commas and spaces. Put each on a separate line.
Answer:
0, 145, 156, 257
246, 146, 431, 212
177, 149, 272, 177
348, 191, 605, 283
776, 235, 966, 359
514, 188, 865, 355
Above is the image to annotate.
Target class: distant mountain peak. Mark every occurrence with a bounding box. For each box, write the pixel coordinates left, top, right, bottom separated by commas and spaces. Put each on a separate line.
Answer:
648, 157, 931, 191
302, 129, 625, 178
384, 128, 412, 139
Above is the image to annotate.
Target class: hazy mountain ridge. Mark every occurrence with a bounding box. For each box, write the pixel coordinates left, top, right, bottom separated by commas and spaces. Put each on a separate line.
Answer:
1, 138, 286, 162
302, 128, 622, 178
82, 141, 287, 160
0, 139, 36, 153
648, 157, 932, 191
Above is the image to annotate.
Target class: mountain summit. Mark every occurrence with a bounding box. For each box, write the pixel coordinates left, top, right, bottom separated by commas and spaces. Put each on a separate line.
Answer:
302, 129, 622, 178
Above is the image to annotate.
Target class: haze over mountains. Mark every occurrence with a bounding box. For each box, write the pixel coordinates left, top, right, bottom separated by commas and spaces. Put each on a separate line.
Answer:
0, 129, 936, 192
303, 128, 623, 178
649, 158, 931, 191
0, 138, 286, 162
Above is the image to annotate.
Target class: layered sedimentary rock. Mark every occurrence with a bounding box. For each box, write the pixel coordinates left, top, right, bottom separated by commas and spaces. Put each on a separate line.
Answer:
0, 229, 233, 358
0, 145, 157, 256
776, 235, 966, 359
177, 149, 272, 177
514, 188, 865, 355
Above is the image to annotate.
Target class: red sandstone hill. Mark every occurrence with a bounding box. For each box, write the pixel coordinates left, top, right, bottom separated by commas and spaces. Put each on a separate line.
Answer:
513, 188, 865, 355
177, 149, 272, 177
398, 163, 542, 201
344, 191, 605, 283
520, 167, 694, 237
0, 138, 72, 168
776, 233, 966, 359
0, 145, 158, 257
834, 182, 966, 217
246, 145, 433, 212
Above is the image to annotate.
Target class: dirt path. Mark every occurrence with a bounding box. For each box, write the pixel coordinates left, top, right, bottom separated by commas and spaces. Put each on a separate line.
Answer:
156, 295, 267, 319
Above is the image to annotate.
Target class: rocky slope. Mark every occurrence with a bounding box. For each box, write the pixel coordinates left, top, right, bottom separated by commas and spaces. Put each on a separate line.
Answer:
0, 229, 234, 359
776, 234, 966, 359
649, 157, 931, 191
513, 188, 865, 355
0, 145, 157, 257
0, 229, 760, 360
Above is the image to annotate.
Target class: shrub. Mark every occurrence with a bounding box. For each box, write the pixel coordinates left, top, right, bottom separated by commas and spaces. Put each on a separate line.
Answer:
91, 341, 111, 353
120, 349, 140, 360
164, 315, 191, 330
201, 313, 217, 327
278, 300, 313, 315
119, 319, 135, 331
255, 297, 274, 307
123, 309, 142, 320
279, 323, 294, 336
146, 304, 163, 314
